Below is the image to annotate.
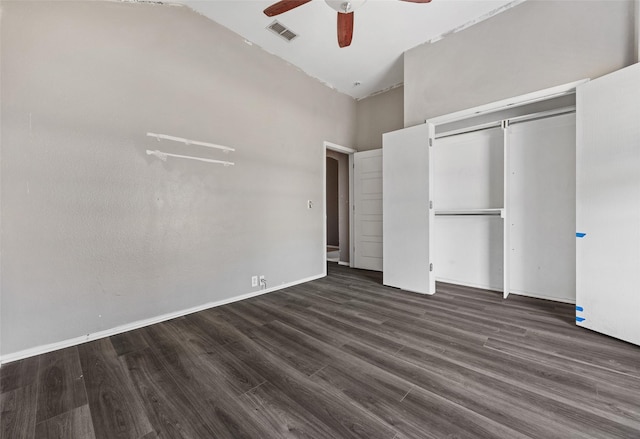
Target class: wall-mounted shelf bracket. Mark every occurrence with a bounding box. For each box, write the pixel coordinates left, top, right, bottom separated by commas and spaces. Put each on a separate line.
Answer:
147, 132, 235, 153
146, 150, 234, 166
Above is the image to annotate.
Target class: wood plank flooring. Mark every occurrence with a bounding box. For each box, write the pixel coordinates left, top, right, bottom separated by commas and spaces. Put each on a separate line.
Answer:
2, 263, 640, 438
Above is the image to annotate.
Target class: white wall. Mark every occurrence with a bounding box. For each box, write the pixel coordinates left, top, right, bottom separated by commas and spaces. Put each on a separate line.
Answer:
636, 0, 640, 62
404, 0, 636, 125
0, 1, 356, 358
355, 86, 404, 151
508, 113, 577, 303
433, 127, 504, 292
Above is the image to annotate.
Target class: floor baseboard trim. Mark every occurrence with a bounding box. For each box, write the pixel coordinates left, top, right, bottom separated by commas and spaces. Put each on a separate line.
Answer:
0, 273, 324, 365
436, 278, 503, 293
338, 261, 350, 266
437, 279, 576, 304
508, 289, 576, 304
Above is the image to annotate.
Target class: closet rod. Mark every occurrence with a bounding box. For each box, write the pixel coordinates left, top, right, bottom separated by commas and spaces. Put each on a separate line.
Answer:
436, 121, 501, 140
508, 106, 576, 125
147, 132, 235, 153
435, 214, 502, 217
435, 208, 504, 217
146, 150, 234, 166
435, 106, 576, 140
427, 83, 581, 127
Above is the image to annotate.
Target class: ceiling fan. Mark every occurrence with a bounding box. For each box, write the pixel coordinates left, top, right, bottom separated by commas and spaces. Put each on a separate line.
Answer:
263, 0, 432, 48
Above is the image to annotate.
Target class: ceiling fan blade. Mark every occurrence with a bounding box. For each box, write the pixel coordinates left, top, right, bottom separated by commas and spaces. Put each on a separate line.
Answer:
337, 12, 354, 48
263, 0, 312, 17
399, 0, 432, 3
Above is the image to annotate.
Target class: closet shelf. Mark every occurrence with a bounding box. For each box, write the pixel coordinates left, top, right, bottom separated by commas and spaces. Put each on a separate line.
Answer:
435, 208, 504, 218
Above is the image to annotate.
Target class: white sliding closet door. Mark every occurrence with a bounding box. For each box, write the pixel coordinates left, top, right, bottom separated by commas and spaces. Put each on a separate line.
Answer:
576, 63, 640, 345
353, 149, 383, 271
508, 113, 576, 303
383, 124, 433, 294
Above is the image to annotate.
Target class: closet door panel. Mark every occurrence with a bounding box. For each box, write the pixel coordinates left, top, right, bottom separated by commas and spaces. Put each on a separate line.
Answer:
508, 113, 576, 302
382, 124, 433, 294
576, 63, 640, 345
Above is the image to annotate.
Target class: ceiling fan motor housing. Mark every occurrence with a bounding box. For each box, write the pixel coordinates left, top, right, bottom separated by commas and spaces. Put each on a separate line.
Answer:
325, 0, 368, 13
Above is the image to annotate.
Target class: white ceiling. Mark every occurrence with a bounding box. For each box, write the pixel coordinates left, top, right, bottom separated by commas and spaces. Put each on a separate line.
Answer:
176, 0, 524, 99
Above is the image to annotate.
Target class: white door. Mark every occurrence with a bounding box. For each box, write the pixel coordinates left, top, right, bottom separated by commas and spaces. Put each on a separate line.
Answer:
353, 149, 383, 271
576, 63, 640, 346
382, 124, 434, 294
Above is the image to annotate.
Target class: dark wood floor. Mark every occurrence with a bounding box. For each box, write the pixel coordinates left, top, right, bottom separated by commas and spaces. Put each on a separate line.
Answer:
2, 264, 640, 439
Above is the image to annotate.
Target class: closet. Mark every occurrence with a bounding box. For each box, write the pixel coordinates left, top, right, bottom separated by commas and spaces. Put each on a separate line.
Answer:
383, 63, 640, 347
383, 82, 580, 303
433, 126, 506, 295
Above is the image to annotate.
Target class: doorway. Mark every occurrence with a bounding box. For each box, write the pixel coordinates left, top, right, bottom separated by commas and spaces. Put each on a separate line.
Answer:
326, 156, 340, 262
323, 142, 356, 270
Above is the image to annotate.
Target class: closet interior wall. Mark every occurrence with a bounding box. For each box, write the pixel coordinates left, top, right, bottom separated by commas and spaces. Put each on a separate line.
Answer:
508, 112, 576, 303
432, 95, 577, 302
433, 127, 504, 292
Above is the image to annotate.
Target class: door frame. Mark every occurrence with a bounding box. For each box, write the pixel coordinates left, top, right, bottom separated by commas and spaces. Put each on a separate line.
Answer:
323, 141, 357, 275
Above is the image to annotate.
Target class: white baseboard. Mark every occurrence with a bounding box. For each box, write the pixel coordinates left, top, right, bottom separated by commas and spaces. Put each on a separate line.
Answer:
508, 289, 576, 304
436, 278, 576, 304
338, 261, 350, 266
0, 273, 324, 365
436, 277, 503, 293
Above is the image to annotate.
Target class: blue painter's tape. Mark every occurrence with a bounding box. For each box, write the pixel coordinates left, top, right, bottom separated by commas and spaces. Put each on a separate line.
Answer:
576, 306, 584, 312
576, 232, 586, 238
576, 316, 586, 323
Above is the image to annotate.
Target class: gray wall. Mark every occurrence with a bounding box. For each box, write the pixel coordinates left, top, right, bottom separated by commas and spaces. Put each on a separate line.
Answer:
404, 0, 637, 125
355, 86, 404, 151
326, 157, 339, 246
325, 150, 350, 263
0, 1, 356, 356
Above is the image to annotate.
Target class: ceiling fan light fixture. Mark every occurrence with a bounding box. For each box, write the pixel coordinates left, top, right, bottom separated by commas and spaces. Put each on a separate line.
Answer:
264, 0, 430, 49
325, 0, 367, 13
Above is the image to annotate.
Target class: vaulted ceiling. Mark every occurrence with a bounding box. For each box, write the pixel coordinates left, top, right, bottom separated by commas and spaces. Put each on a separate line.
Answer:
176, 0, 525, 99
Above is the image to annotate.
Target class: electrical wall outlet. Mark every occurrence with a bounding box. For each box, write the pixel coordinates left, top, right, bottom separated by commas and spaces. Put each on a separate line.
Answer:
307, 200, 313, 209
251, 276, 258, 287
259, 275, 266, 289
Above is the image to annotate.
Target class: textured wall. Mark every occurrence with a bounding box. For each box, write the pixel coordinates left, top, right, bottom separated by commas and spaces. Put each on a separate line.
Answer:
355, 86, 404, 151
0, 1, 356, 356
404, 0, 636, 125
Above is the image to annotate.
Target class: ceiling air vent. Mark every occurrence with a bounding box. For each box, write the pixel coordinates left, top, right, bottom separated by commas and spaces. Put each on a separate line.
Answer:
267, 20, 298, 42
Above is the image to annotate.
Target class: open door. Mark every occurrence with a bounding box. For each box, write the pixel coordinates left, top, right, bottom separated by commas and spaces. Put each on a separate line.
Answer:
353, 149, 383, 271
576, 63, 640, 345
382, 123, 434, 294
